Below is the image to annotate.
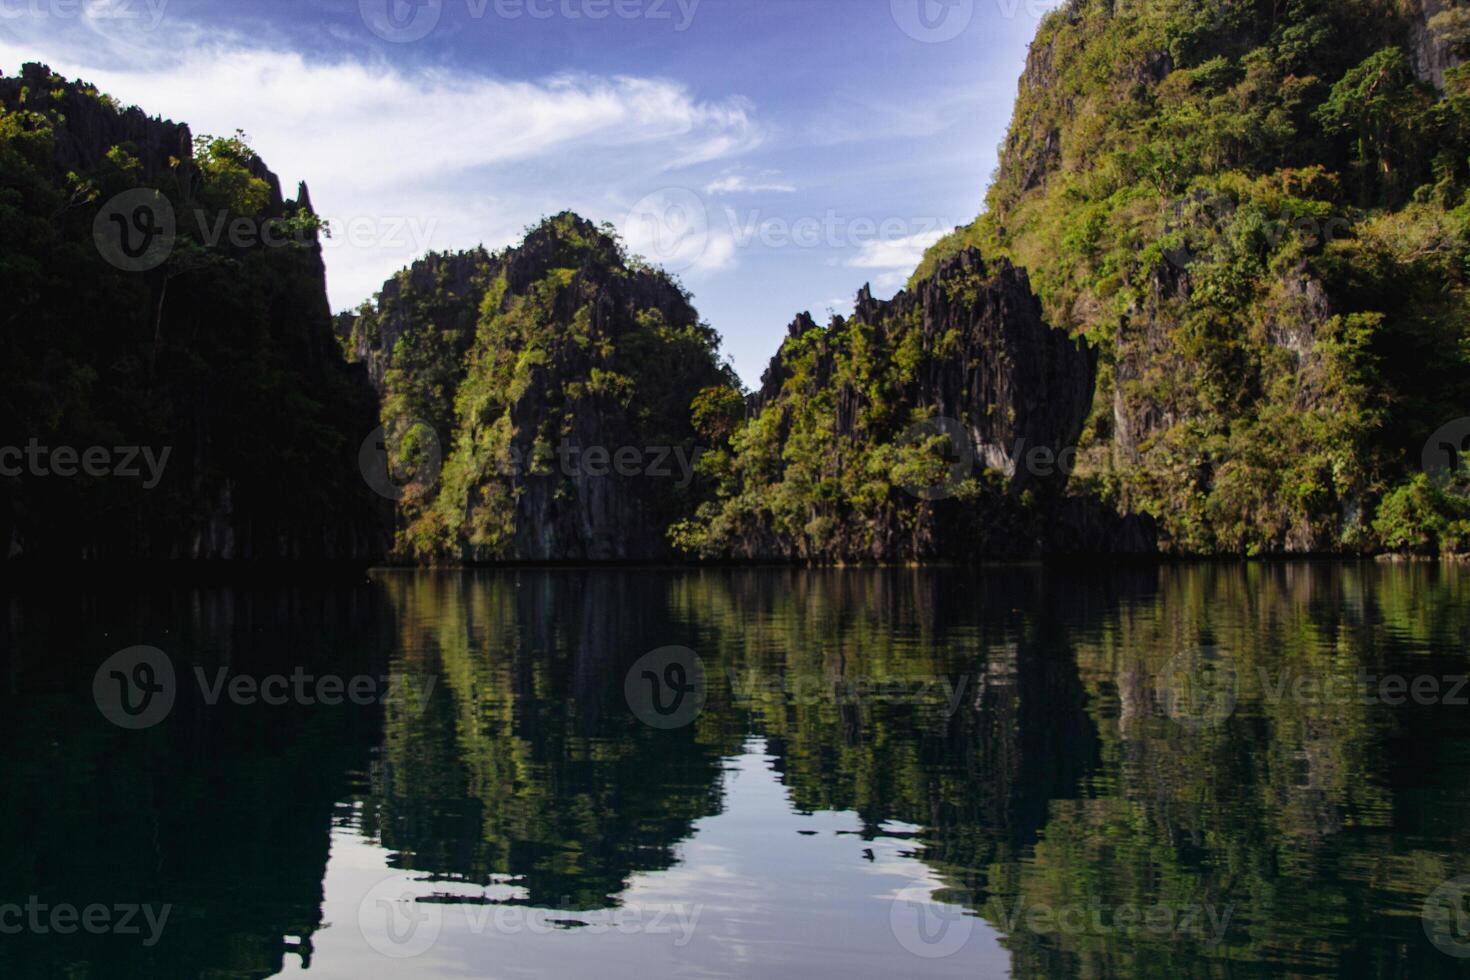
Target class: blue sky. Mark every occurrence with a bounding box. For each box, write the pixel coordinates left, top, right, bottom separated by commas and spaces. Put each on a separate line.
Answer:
0, 0, 1058, 384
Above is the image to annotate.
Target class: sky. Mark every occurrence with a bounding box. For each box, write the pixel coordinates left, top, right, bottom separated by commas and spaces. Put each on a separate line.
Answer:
0, 0, 1060, 385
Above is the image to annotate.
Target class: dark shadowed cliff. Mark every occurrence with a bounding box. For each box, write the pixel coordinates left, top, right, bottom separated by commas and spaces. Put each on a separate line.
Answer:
0, 64, 387, 560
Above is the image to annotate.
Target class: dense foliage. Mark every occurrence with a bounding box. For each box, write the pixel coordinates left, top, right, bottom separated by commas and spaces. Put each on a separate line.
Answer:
670, 258, 1112, 561
344, 214, 736, 561
919, 0, 1470, 554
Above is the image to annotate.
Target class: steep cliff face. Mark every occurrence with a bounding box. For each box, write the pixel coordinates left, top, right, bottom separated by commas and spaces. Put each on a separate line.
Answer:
343, 213, 735, 562
0, 64, 388, 560
919, 0, 1470, 555
675, 250, 1153, 561
1404, 0, 1467, 87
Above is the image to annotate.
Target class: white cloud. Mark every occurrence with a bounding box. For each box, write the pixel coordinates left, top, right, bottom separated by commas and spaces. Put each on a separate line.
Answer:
703, 170, 797, 195
847, 229, 946, 272
618, 187, 738, 276
0, 29, 761, 307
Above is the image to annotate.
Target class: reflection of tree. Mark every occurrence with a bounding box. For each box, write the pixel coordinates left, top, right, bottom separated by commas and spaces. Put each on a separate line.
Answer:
670, 567, 1102, 909
362, 571, 740, 909
10, 564, 1469, 977
995, 563, 1470, 978
0, 581, 392, 979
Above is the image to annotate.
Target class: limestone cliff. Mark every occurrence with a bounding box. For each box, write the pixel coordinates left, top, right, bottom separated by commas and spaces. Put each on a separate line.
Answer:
342, 214, 735, 562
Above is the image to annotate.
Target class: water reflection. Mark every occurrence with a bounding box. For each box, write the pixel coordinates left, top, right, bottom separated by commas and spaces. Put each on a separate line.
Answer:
2, 564, 1469, 977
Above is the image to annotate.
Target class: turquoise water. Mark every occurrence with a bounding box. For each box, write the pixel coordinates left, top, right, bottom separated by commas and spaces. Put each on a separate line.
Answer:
4, 564, 1470, 977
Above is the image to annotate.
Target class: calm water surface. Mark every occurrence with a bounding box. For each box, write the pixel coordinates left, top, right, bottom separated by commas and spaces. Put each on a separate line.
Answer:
4, 564, 1470, 977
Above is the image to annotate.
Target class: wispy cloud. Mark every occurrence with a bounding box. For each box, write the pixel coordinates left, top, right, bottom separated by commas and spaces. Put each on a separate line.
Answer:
846, 229, 944, 291
0, 27, 761, 308
704, 170, 797, 195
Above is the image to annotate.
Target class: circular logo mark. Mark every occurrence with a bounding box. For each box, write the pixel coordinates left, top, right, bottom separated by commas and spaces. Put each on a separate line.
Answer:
359, 418, 442, 502
358, 873, 443, 959
1155, 646, 1237, 729
93, 645, 176, 730
625, 646, 707, 729
620, 189, 709, 274
1424, 875, 1470, 958
360, 0, 443, 42
94, 189, 176, 272
897, 416, 974, 501
891, 0, 974, 43
889, 886, 974, 958
1423, 418, 1470, 487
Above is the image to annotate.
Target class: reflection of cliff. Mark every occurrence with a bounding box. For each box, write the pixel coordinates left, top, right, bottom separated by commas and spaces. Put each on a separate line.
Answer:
669, 567, 1103, 906
6, 566, 1469, 976
0, 580, 391, 979
998, 563, 1470, 978
364, 571, 740, 909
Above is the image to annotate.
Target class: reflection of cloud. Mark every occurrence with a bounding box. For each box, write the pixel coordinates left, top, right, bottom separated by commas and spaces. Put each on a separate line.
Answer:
0, 28, 761, 306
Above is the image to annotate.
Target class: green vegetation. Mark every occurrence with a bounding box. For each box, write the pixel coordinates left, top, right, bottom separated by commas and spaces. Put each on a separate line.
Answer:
917, 0, 1470, 554
671, 255, 1101, 561
670, 301, 996, 561
345, 214, 737, 561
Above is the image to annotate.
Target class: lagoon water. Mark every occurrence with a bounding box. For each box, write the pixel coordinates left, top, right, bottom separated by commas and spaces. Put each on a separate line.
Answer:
4, 564, 1470, 977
